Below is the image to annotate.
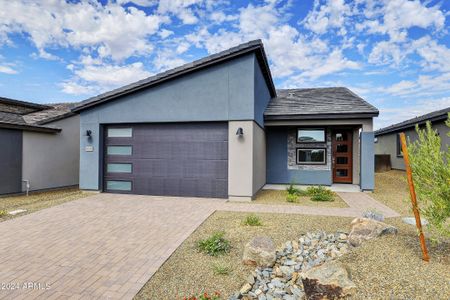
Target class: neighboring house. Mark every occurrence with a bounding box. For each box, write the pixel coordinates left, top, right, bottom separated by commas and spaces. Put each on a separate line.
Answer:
0, 97, 80, 195
375, 107, 450, 170
73, 40, 378, 200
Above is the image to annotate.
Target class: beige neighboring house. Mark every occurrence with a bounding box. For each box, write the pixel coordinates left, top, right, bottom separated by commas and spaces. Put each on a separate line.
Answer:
375, 107, 450, 170
0, 97, 80, 195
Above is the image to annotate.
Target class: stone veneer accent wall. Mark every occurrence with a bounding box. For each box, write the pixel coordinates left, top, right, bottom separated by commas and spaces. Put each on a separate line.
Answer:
287, 129, 331, 171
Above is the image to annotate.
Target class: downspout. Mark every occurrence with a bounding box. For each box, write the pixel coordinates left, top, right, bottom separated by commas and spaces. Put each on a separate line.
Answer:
22, 180, 30, 196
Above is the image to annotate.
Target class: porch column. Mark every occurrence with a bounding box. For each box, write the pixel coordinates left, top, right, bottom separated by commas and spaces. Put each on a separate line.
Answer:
360, 119, 375, 190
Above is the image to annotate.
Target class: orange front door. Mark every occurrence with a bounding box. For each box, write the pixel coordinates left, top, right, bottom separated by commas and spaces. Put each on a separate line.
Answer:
332, 130, 353, 183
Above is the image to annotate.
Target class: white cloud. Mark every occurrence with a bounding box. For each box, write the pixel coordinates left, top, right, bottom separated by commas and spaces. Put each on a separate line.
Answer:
62, 61, 151, 95
0, 64, 17, 74
209, 11, 238, 23
303, 0, 352, 35
157, 0, 206, 25
359, 0, 445, 42
376, 96, 450, 129
0, 1, 167, 61
158, 29, 174, 39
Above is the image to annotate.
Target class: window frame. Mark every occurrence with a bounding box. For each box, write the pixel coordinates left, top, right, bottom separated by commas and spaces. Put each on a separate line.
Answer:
106, 145, 133, 156
105, 180, 133, 192
107, 127, 133, 138
296, 147, 327, 165
106, 163, 133, 174
296, 128, 326, 143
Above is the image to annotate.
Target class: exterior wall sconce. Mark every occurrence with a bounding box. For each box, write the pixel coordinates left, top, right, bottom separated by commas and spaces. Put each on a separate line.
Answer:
85, 130, 92, 138
236, 127, 244, 136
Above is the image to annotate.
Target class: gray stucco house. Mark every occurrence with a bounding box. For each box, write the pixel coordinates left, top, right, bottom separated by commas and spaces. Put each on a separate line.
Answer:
73, 40, 378, 200
375, 107, 450, 170
0, 97, 80, 195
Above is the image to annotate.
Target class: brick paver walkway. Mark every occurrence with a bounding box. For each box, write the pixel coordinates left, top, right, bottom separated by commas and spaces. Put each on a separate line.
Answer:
0, 194, 223, 300
0, 191, 399, 299
221, 192, 400, 218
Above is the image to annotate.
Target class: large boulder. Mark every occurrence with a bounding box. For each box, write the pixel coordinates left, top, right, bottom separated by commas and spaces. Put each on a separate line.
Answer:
300, 261, 356, 300
348, 217, 398, 247
242, 236, 276, 268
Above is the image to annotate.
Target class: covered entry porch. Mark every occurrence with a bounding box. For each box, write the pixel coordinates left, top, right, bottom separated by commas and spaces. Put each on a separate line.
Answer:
265, 119, 375, 191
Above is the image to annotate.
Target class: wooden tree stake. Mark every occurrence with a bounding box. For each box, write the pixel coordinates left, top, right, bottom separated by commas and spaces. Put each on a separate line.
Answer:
400, 132, 430, 262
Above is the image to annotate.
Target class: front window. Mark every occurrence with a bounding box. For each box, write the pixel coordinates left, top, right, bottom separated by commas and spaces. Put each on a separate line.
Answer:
297, 128, 326, 143
296, 148, 326, 165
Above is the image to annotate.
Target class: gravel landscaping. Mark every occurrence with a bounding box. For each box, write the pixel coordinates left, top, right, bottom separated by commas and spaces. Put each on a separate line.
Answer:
0, 188, 92, 222
252, 189, 348, 208
135, 170, 449, 300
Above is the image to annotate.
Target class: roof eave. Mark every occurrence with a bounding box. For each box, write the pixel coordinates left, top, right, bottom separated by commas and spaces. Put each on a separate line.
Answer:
0, 122, 61, 133
264, 112, 379, 121
36, 111, 76, 125
72, 41, 276, 113
375, 114, 448, 136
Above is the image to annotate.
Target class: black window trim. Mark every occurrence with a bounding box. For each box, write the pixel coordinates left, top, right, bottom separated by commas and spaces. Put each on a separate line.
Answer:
105, 179, 133, 192
106, 145, 133, 156
297, 128, 327, 143
106, 162, 133, 174
107, 127, 133, 138
296, 147, 327, 165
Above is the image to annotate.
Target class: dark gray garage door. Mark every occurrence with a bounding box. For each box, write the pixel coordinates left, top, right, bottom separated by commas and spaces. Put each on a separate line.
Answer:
103, 123, 228, 198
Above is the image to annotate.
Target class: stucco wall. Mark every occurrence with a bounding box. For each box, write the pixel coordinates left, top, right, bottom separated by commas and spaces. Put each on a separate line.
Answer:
360, 131, 375, 190
266, 127, 332, 185
0, 128, 22, 194
22, 115, 80, 191
228, 121, 266, 200
80, 53, 269, 191
375, 120, 449, 170
252, 123, 266, 195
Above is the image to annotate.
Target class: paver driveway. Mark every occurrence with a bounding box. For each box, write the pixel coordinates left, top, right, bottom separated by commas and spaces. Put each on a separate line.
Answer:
0, 193, 224, 300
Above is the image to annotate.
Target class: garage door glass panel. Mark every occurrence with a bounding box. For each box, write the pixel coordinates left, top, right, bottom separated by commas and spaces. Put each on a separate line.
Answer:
107, 163, 132, 173
108, 128, 132, 138
107, 146, 132, 155
106, 180, 132, 191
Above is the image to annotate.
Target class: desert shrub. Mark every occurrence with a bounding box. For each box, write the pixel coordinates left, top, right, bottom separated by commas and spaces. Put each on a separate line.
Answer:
212, 262, 231, 275
286, 193, 298, 203
286, 183, 300, 195
197, 232, 230, 256
310, 193, 334, 202
306, 186, 335, 201
0, 210, 7, 217
242, 214, 262, 226
407, 116, 450, 238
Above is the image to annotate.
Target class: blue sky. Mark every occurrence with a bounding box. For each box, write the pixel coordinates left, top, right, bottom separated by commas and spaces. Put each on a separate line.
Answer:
0, 0, 449, 129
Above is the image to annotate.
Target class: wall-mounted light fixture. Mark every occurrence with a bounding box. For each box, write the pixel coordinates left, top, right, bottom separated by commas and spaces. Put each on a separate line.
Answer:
236, 127, 244, 136
85, 130, 92, 138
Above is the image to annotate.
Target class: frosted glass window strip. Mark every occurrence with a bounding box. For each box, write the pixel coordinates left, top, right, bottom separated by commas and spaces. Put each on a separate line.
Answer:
106, 181, 132, 191
108, 128, 132, 137
107, 146, 132, 155
107, 163, 132, 173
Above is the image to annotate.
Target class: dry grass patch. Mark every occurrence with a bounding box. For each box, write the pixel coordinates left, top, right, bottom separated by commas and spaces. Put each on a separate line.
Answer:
372, 170, 411, 215
0, 188, 92, 222
253, 189, 348, 208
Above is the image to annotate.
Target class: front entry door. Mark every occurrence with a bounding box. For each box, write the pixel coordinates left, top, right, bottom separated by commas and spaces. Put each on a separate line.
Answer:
332, 130, 353, 183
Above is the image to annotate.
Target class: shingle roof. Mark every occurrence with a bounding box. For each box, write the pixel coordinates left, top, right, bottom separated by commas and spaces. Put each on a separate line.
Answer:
0, 98, 75, 132
23, 103, 76, 125
375, 106, 450, 136
72, 39, 276, 113
264, 87, 379, 120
